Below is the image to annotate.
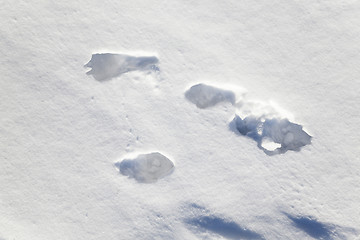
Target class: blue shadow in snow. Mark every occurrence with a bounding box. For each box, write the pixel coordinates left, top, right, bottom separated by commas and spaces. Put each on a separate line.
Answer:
285, 213, 334, 240
186, 216, 264, 240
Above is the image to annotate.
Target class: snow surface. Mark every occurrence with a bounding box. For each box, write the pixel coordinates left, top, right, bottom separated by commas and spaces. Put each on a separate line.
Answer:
1, 1, 360, 240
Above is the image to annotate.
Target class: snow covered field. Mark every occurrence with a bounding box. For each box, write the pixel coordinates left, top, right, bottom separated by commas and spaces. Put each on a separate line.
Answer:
1, 1, 360, 239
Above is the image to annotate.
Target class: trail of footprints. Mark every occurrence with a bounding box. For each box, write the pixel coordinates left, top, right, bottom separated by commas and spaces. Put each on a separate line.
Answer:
85, 53, 311, 162
85, 52, 312, 181
82, 53, 358, 239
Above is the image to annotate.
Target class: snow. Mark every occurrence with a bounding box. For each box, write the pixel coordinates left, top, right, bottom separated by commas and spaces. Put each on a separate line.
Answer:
1, 1, 360, 240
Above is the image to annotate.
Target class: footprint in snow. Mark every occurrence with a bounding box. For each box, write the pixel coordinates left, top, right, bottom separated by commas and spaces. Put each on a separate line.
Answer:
231, 115, 311, 156
115, 152, 174, 183
85, 53, 159, 81
185, 83, 237, 109
185, 83, 312, 155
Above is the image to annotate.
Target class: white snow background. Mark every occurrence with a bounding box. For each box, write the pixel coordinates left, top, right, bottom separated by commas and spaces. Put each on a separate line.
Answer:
1, 1, 360, 239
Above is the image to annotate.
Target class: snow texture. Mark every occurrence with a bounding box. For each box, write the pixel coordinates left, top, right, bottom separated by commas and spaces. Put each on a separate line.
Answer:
115, 152, 174, 183
85, 53, 158, 81
231, 115, 312, 155
185, 83, 236, 109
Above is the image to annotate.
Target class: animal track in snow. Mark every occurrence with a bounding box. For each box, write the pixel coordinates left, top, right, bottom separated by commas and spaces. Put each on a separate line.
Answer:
186, 83, 312, 155
115, 152, 174, 183
185, 83, 238, 109
85, 53, 159, 81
